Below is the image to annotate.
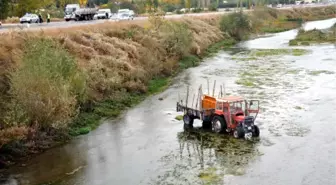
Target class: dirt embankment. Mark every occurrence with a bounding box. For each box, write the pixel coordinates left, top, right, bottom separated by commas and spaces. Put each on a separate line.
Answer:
0, 6, 335, 168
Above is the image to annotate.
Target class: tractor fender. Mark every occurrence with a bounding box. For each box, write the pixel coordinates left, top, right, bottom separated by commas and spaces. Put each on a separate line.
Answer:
212, 113, 226, 123
214, 110, 224, 116
234, 115, 245, 122
213, 110, 227, 123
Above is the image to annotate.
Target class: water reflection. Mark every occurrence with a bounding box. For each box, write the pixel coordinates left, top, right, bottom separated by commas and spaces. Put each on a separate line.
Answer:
150, 129, 260, 185
0, 141, 88, 185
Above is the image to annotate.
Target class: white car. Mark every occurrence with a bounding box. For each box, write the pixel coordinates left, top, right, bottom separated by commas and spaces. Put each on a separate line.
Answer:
20, 14, 39, 24
94, 9, 112, 19
117, 13, 134, 21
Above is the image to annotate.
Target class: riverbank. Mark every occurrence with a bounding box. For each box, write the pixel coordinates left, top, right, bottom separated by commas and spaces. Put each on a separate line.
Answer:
0, 5, 335, 169
289, 22, 336, 46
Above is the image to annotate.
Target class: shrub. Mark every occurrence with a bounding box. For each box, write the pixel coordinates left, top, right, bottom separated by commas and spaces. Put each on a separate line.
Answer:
220, 11, 252, 41
0, 126, 29, 149
208, 3, 218, 12
161, 2, 177, 13
159, 20, 193, 57
289, 40, 298, 46
9, 38, 87, 130
179, 55, 201, 69
192, 8, 203, 13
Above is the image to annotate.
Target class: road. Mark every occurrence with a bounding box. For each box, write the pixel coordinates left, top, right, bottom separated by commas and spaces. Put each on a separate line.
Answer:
0, 3, 334, 33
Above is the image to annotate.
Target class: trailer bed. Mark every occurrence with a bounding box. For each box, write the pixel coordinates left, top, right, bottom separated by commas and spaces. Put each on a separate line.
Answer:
176, 102, 215, 121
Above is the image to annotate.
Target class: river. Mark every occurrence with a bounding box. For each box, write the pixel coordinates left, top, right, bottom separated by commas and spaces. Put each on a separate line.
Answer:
1, 18, 335, 185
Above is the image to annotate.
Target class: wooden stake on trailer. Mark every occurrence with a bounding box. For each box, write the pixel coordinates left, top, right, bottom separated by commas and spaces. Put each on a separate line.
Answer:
207, 79, 210, 95
218, 85, 223, 98
199, 84, 203, 121
223, 83, 226, 97
212, 80, 216, 97
192, 94, 195, 108
178, 92, 180, 104
198, 84, 203, 112
186, 85, 190, 108
221, 85, 223, 97
196, 84, 201, 110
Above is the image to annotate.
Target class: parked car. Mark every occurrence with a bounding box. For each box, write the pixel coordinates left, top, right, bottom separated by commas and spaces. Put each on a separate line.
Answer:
117, 13, 134, 21
117, 9, 135, 18
94, 9, 112, 19
20, 13, 39, 24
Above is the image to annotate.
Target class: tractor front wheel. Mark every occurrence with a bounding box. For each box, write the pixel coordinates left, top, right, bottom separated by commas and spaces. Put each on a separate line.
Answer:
233, 126, 245, 139
252, 125, 260, 137
212, 116, 226, 133
183, 114, 194, 129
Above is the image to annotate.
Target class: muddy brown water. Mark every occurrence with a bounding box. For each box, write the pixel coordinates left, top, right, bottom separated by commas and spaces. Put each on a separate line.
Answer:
1, 18, 335, 185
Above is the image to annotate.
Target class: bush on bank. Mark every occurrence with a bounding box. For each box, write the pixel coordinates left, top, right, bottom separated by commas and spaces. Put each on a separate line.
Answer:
220, 11, 252, 41
0, 5, 335, 164
8, 38, 86, 130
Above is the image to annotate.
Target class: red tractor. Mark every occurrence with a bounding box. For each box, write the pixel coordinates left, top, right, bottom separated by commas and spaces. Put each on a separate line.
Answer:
176, 85, 260, 140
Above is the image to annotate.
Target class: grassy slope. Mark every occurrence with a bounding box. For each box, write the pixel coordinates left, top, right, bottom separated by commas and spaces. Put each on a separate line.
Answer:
0, 6, 335, 166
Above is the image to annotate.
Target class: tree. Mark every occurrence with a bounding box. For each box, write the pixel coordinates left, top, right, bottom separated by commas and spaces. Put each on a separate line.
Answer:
79, 0, 87, 6
0, 0, 10, 19
146, 0, 153, 12
180, 0, 185, 8
186, 0, 191, 9
57, 0, 79, 9
153, 0, 159, 10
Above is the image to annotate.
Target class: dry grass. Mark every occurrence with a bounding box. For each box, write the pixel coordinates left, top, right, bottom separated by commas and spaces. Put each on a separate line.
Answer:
0, 15, 224, 132
0, 17, 20, 24
0, 126, 30, 149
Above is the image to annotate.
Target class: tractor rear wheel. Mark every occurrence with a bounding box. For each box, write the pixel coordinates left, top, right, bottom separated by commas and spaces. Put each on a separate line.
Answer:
183, 114, 194, 129
233, 126, 245, 139
212, 116, 227, 133
252, 125, 260, 137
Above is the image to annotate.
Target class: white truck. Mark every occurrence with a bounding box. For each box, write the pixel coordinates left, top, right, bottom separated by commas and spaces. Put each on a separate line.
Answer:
64, 4, 98, 21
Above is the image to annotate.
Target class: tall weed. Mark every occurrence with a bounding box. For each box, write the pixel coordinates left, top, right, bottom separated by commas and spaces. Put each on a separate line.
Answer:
9, 38, 86, 130
149, 16, 193, 58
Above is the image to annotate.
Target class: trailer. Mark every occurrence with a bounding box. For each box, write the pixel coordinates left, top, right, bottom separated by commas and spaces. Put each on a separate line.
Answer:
64, 4, 98, 21
176, 80, 260, 140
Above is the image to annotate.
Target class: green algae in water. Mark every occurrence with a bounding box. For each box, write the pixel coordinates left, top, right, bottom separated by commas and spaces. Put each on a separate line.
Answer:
235, 79, 256, 87
198, 167, 222, 185
308, 70, 335, 76
225, 167, 246, 176
148, 130, 261, 184
287, 69, 301, 74
249, 49, 309, 57
231, 57, 258, 61
294, 106, 303, 110
292, 49, 309, 56
175, 115, 183, 121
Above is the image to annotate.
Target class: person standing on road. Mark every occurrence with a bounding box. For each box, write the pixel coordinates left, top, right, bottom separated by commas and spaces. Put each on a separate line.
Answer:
38, 13, 43, 23
47, 13, 50, 23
